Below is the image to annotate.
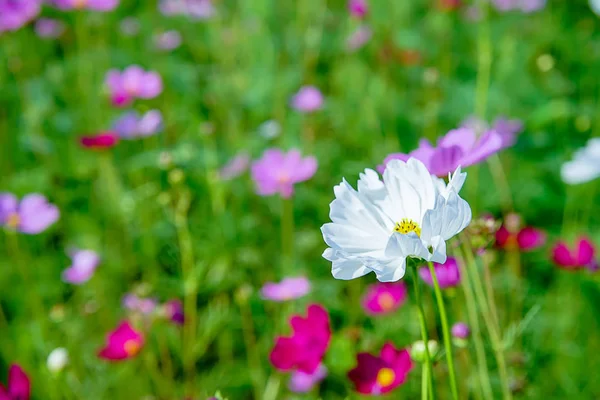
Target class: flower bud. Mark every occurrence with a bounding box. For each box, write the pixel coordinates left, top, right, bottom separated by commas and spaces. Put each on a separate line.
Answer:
451, 322, 470, 348
47, 348, 69, 373
410, 340, 439, 363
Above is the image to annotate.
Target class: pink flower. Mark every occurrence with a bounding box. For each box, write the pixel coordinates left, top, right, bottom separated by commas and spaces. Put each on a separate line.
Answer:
347, 342, 413, 395
552, 237, 597, 271
0, 193, 59, 234
290, 86, 324, 113
289, 363, 327, 393
34, 18, 65, 39
98, 321, 144, 361
51, 0, 119, 11
270, 304, 331, 374
348, 0, 368, 18
419, 257, 461, 289
251, 149, 317, 198
122, 294, 158, 315
346, 25, 372, 52
62, 248, 100, 284
361, 282, 407, 315
80, 131, 119, 149
496, 225, 546, 251
0, 0, 41, 33
154, 30, 182, 51
218, 152, 250, 181
105, 66, 163, 107
0, 364, 30, 400
451, 322, 470, 339
164, 299, 184, 325
261, 277, 311, 301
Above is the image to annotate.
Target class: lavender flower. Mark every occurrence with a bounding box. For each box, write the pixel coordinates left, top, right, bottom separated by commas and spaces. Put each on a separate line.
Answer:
62, 249, 100, 284
419, 258, 461, 289
154, 30, 182, 51
218, 152, 250, 181
159, 0, 215, 20
261, 277, 311, 301
113, 110, 163, 139
251, 149, 317, 198
0, 0, 42, 33
0, 193, 59, 234
51, 0, 119, 11
34, 18, 65, 39
289, 363, 327, 393
290, 86, 324, 113
105, 66, 163, 107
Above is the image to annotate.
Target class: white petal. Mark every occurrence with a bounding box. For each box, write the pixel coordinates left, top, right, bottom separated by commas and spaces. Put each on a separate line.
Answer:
421, 192, 472, 242
385, 232, 431, 260
428, 236, 447, 264
324, 248, 372, 280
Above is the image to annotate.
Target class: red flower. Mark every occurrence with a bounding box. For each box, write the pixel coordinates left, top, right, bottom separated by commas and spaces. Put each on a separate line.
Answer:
80, 131, 119, 150
552, 237, 597, 271
496, 225, 546, 251
348, 342, 413, 395
0, 364, 30, 400
98, 321, 144, 361
269, 304, 331, 374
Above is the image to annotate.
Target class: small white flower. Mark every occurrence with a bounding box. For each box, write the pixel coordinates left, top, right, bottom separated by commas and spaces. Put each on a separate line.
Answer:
321, 158, 471, 282
47, 348, 69, 373
561, 138, 600, 185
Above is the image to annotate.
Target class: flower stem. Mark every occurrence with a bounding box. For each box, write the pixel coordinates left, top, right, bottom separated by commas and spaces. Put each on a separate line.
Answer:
427, 261, 459, 400
281, 198, 295, 273
411, 267, 435, 400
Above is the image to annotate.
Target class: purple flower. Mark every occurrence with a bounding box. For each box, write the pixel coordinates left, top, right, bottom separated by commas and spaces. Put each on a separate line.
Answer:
462, 116, 523, 148
346, 25, 372, 52
290, 86, 324, 113
112, 110, 163, 139
419, 257, 461, 289
62, 249, 100, 284
51, 0, 119, 11
0, 0, 42, 33
289, 363, 327, 393
154, 30, 182, 51
491, 0, 546, 12
164, 299, 184, 325
105, 66, 163, 107
0, 193, 59, 234
261, 277, 311, 301
348, 0, 368, 18
34, 18, 65, 39
451, 322, 470, 339
361, 282, 407, 315
251, 149, 317, 198
218, 152, 250, 181
122, 294, 158, 315
159, 0, 215, 20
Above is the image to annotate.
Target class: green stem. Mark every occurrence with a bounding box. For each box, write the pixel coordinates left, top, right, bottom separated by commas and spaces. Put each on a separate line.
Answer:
239, 298, 265, 400
411, 267, 435, 400
281, 198, 294, 273
427, 261, 459, 400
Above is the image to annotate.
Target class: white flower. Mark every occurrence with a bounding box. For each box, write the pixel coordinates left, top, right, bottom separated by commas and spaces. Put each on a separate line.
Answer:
47, 348, 69, 373
591, 0, 600, 16
321, 158, 471, 282
561, 138, 600, 185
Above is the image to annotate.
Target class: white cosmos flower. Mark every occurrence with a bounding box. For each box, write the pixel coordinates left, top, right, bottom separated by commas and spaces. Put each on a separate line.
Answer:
561, 138, 600, 185
321, 158, 471, 282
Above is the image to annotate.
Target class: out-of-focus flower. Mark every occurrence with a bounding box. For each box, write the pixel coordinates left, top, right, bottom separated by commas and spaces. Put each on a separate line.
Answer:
34, 18, 65, 39
105, 66, 163, 107
289, 363, 327, 393
122, 294, 158, 315
51, 0, 119, 11
113, 110, 163, 139
491, 0, 546, 12
347, 342, 413, 395
591, 0, 600, 15
218, 152, 250, 181
159, 0, 215, 20
322, 159, 471, 282
154, 30, 182, 51
552, 237, 597, 271
348, 0, 367, 18
290, 86, 324, 113
62, 248, 100, 284
465, 215, 501, 251
119, 17, 140, 36
346, 25, 372, 52
270, 304, 331, 374
410, 340, 439, 363
47, 348, 69, 373
451, 322, 470, 339
98, 321, 144, 361
164, 299, 184, 325
361, 282, 407, 315
0, 193, 59, 234
419, 257, 461, 289
258, 120, 281, 140
496, 217, 546, 252
261, 277, 311, 301
0, 0, 41, 33
251, 148, 317, 198
0, 364, 30, 400
438, 0, 462, 10
561, 138, 600, 185
80, 131, 119, 149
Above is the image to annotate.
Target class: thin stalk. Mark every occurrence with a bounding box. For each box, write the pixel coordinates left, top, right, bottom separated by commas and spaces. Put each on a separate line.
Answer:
281, 198, 294, 273
411, 267, 435, 400
427, 262, 459, 400
239, 299, 265, 400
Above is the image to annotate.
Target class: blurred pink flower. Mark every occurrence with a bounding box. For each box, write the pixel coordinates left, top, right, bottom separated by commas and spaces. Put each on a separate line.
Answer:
270, 304, 331, 374
164, 299, 184, 325
80, 131, 119, 149
289, 363, 327, 393
496, 225, 545, 251
290, 86, 324, 113
62, 248, 100, 284
348, 0, 368, 18
451, 322, 470, 338
122, 294, 158, 315
34, 18, 65, 39
361, 282, 407, 315
218, 152, 250, 181
346, 25, 372, 52
419, 257, 461, 289
159, 0, 215, 20
0, 193, 59, 234
155, 30, 182, 51
112, 110, 163, 139
461, 116, 523, 148
105, 66, 163, 107
552, 237, 597, 271
491, 0, 546, 12
0, 0, 41, 33
251, 149, 317, 198
347, 342, 413, 395
98, 321, 144, 361
261, 277, 311, 301
0, 364, 30, 400
51, 0, 119, 11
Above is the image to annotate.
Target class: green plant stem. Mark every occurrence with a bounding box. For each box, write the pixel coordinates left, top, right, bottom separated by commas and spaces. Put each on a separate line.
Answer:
281, 198, 294, 273
411, 267, 435, 400
240, 299, 265, 400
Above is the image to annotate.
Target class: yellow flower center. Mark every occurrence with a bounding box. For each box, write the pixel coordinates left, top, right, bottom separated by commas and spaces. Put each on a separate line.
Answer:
6, 213, 20, 229
376, 367, 396, 387
73, 0, 87, 8
124, 339, 141, 356
394, 218, 421, 237
377, 292, 395, 311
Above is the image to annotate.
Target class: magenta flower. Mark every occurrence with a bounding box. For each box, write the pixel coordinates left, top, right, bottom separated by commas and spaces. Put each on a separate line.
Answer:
112, 110, 163, 139
62, 249, 100, 284
80, 131, 119, 149
419, 257, 461, 289
346, 25, 372, 52
347, 342, 413, 395
348, 0, 368, 18
290, 86, 324, 113
261, 277, 311, 301
218, 152, 250, 181
0, 0, 41, 33
552, 237, 597, 271
34, 18, 65, 39
496, 225, 545, 251
251, 149, 317, 198
289, 363, 327, 393
154, 30, 182, 51
51, 0, 119, 11
270, 304, 331, 374
0, 193, 59, 234
451, 322, 470, 339
378, 126, 510, 177
361, 282, 407, 315
105, 66, 163, 107
122, 294, 158, 315
98, 321, 144, 361
0, 364, 30, 400
164, 299, 184, 325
